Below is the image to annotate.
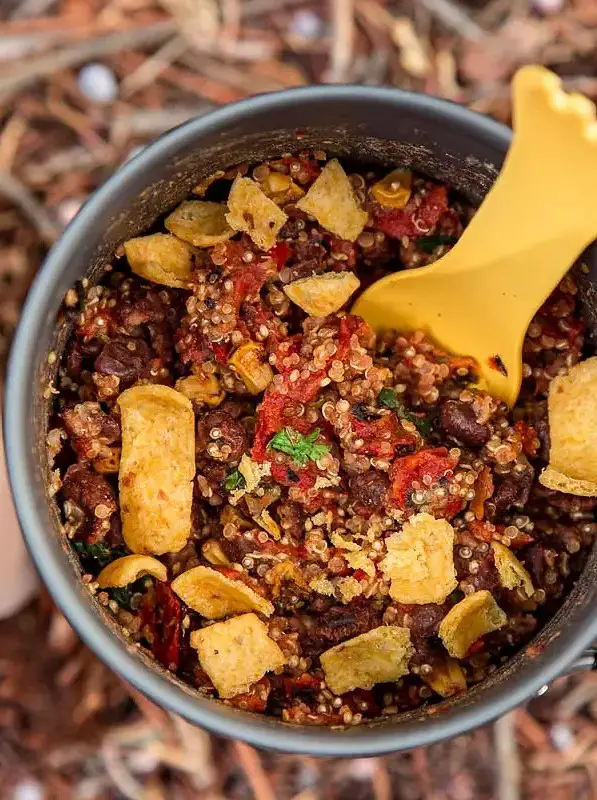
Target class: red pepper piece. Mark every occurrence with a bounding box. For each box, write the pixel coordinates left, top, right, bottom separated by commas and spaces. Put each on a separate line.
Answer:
352, 414, 416, 458
269, 242, 291, 270
141, 582, 182, 670
372, 185, 449, 240
389, 447, 458, 510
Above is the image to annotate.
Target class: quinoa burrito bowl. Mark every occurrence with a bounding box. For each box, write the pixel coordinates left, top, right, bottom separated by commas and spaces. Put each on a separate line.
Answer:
7, 87, 597, 755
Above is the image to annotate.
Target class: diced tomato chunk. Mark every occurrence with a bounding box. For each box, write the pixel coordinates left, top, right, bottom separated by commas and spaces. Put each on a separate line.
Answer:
271, 461, 317, 490
389, 447, 458, 510
269, 242, 291, 270
229, 677, 271, 712
372, 185, 449, 240
513, 421, 539, 457
352, 414, 416, 458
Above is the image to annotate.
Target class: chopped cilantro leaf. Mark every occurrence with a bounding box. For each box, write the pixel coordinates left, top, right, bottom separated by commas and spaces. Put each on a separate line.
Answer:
224, 468, 246, 493
108, 586, 134, 609
267, 427, 330, 467
377, 388, 433, 437
417, 235, 457, 254
73, 541, 124, 567
378, 387, 399, 410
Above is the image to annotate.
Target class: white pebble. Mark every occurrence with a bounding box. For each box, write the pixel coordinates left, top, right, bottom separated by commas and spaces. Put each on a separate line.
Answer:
551, 722, 575, 751
291, 9, 325, 40
533, 0, 563, 13
78, 63, 118, 104
13, 780, 44, 800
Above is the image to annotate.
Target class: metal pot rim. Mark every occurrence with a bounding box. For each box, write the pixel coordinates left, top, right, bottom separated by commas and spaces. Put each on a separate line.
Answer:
7, 84, 597, 756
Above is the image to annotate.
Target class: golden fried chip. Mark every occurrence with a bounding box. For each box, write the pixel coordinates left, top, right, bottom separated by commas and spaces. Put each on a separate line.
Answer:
124, 233, 194, 288
171, 565, 274, 619
253, 509, 281, 540
439, 590, 507, 659
190, 613, 286, 698
296, 159, 368, 241
165, 200, 234, 247
492, 542, 534, 597
118, 385, 194, 555
540, 357, 597, 496
380, 513, 457, 604
422, 658, 467, 698
201, 539, 231, 566
225, 176, 287, 251
320, 626, 414, 695
370, 168, 412, 209
228, 342, 274, 394
337, 576, 363, 604
175, 373, 225, 407
97, 554, 167, 588
345, 550, 376, 577
261, 172, 305, 204
284, 271, 360, 317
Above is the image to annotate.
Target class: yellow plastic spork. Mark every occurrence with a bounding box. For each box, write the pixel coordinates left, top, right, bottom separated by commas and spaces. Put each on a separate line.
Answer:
352, 65, 597, 407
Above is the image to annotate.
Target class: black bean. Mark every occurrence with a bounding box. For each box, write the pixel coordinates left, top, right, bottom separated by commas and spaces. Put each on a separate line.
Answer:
94, 338, 152, 382
349, 471, 389, 509
439, 400, 490, 447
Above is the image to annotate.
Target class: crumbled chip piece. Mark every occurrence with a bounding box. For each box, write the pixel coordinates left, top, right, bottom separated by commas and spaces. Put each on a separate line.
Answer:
229, 454, 270, 504
175, 372, 225, 407
370, 168, 412, 209
346, 550, 376, 577
439, 590, 507, 659
330, 532, 361, 551
380, 513, 457, 604
253, 509, 281, 540
284, 271, 360, 318
309, 576, 335, 596
228, 342, 274, 394
267, 561, 308, 598
97, 554, 167, 588
171, 565, 274, 619
225, 176, 287, 251
492, 542, 534, 597
118, 385, 194, 555
540, 358, 597, 496
124, 233, 194, 288
296, 159, 368, 241
320, 626, 413, 695
539, 466, 597, 497
261, 172, 305, 204
337, 576, 363, 603
422, 658, 467, 698
201, 539, 231, 566
190, 613, 286, 698
314, 475, 341, 489
165, 200, 234, 247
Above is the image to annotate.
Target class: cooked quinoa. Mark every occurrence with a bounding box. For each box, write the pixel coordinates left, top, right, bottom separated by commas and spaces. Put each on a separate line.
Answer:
47, 152, 595, 726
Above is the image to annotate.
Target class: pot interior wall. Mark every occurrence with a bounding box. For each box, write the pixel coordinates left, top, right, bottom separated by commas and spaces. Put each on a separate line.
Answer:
22, 94, 597, 750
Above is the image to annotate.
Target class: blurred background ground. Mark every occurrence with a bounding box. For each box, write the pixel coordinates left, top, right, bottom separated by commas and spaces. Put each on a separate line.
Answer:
2, 0, 597, 797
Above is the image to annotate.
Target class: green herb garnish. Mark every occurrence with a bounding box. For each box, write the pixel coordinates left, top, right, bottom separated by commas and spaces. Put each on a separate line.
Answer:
108, 586, 134, 609
378, 387, 400, 410
73, 541, 124, 567
224, 468, 246, 493
378, 388, 433, 437
267, 427, 330, 467
417, 235, 457, 254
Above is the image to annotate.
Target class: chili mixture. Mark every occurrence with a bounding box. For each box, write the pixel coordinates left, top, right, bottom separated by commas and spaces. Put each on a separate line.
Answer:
47, 152, 597, 726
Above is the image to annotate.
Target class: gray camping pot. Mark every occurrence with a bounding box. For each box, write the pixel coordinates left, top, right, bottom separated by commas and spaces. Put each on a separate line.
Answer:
5, 86, 597, 756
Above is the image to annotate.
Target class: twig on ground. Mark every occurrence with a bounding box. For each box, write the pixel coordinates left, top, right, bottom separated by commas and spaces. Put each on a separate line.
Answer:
418, 0, 485, 41
0, 171, 61, 244
495, 712, 521, 800
328, 0, 355, 83
120, 35, 188, 98
233, 741, 277, 800
0, 20, 177, 103
372, 757, 392, 800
